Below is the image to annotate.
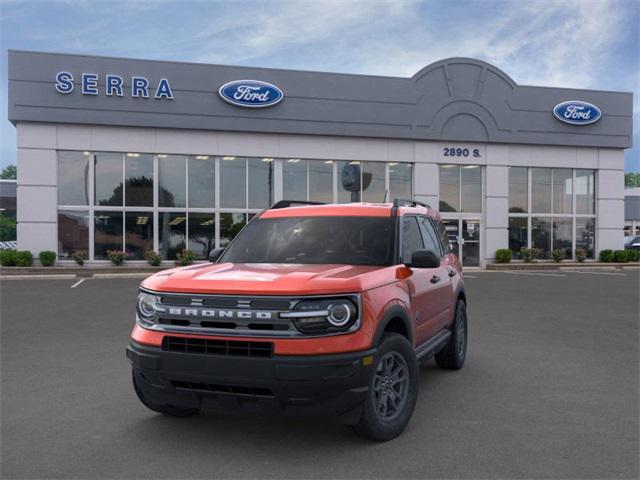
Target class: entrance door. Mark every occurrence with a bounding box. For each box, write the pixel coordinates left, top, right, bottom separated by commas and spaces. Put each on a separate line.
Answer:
441, 218, 481, 267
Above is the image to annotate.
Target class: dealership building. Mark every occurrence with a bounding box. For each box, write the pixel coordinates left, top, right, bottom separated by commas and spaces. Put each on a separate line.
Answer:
7, 50, 633, 267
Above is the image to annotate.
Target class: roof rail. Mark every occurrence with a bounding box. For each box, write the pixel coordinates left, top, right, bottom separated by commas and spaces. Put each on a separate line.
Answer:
392, 198, 432, 209
270, 200, 326, 209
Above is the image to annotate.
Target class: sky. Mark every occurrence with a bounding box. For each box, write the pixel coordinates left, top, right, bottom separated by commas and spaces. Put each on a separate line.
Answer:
1, 0, 638, 172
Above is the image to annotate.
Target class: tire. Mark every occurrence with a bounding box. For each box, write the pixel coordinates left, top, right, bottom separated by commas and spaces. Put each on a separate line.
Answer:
132, 371, 200, 417
435, 300, 467, 370
352, 333, 419, 441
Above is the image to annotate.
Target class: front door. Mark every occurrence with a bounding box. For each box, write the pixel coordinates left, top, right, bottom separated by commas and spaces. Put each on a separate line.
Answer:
442, 218, 481, 267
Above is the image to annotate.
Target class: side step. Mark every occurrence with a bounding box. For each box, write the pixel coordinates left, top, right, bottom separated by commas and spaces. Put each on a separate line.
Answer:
415, 329, 451, 361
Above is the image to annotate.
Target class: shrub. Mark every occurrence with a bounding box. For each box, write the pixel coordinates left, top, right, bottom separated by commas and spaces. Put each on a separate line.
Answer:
72, 250, 87, 266
551, 249, 565, 263
599, 249, 614, 262
145, 250, 161, 266
107, 250, 127, 266
0, 249, 18, 266
520, 248, 534, 263
495, 249, 512, 263
575, 249, 587, 263
176, 249, 197, 266
613, 250, 628, 263
15, 250, 34, 267
626, 249, 639, 262
39, 250, 57, 267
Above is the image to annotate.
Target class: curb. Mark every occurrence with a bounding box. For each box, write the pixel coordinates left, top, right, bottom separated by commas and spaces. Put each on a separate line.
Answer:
486, 262, 638, 271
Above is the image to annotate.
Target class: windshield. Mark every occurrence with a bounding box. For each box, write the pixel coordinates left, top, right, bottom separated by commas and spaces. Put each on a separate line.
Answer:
221, 216, 394, 266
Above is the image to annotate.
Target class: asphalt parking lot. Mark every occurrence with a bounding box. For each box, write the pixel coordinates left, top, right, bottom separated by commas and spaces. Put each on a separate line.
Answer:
1, 270, 638, 479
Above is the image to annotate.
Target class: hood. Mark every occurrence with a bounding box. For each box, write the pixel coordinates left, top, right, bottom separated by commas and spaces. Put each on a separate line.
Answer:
141, 262, 397, 295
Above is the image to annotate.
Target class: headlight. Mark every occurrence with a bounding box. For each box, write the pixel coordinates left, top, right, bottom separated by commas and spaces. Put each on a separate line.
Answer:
281, 297, 358, 334
137, 291, 160, 324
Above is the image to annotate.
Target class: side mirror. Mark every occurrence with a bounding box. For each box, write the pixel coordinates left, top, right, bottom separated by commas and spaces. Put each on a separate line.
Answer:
408, 249, 441, 269
208, 248, 225, 263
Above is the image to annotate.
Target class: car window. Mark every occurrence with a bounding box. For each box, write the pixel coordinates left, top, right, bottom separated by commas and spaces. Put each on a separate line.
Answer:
402, 216, 424, 264
436, 220, 451, 253
418, 216, 443, 257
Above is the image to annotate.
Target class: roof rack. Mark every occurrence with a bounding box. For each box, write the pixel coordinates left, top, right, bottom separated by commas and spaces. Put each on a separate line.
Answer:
270, 200, 326, 210
392, 198, 432, 209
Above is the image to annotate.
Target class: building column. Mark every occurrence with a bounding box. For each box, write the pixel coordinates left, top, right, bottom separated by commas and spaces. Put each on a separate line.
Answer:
484, 165, 509, 263
596, 149, 624, 253
16, 123, 58, 257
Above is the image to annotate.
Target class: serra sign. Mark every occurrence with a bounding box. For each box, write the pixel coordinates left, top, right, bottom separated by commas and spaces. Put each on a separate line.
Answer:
55, 72, 174, 99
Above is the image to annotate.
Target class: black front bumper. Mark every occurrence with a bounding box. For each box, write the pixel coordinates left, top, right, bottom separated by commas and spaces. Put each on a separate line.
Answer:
126, 341, 376, 423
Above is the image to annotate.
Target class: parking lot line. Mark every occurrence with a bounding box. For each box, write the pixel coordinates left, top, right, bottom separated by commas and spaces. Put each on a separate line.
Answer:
497, 271, 567, 277
70, 278, 85, 288
567, 270, 627, 276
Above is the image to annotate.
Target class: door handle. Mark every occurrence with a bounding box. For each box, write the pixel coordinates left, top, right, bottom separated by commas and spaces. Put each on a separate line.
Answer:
448, 269, 457, 278
430, 275, 441, 284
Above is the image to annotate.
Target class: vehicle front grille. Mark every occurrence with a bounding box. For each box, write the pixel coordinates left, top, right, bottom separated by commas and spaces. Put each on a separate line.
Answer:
171, 380, 275, 398
162, 336, 273, 357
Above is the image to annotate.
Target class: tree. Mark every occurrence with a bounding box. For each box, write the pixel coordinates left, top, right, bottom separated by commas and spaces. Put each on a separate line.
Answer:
625, 173, 640, 188
1, 165, 16, 179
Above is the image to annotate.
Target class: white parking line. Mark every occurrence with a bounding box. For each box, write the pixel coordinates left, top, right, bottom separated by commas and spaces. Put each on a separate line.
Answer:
499, 271, 567, 277
463, 275, 477, 278
70, 278, 86, 288
568, 270, 626, 276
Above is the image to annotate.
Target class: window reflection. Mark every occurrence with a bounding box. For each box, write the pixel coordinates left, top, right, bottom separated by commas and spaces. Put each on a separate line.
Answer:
58, 210, 89, 259
220, 157, 246, 208
188, 156, 215, 208
125, 212, 153, 260
439, 165, 459, 212
531, 217, 551, 259
552, 217, 572, 258
94, 211, 123, 259
576, 170, 595, 214
309, 161, 333, 203
531, 168, 552, 213
508, 167, 528, 213
125, 153, 153, 207
248, 158, 273, 208
159, 212, 186, 260
552, 169, 572, 214
461, 165, 481, 212
362, 162, 386, 202
508, 217, 527, 258
188, 213, 216, 259
158, 155, 186, 207
283, 159, 307, 201
576, 218, 595, 258
220, 213, 246, 247
95, 153, 123, 206
58, 151, 90, 205
389, 163, 412, 200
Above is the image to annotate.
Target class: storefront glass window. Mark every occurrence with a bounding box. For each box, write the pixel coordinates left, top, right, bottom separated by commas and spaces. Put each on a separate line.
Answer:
552, 169, 572, 214
575, 170, 595, 214
94, 211, 123, 259
531, 217, 551, 259
95, 153, 123, 206
362, 162, 386, 202
58, 210, 89, 259
125, 212, 153, 260
531, 168, 552, 213
248, 158, 273, 208
552, 217, 572, 258
220, 157, 246, 208
309, 161, 333, 203
188, 156, 215, 208
283, 159, 307, 201
389, 163, 412, 200
159, 212, 186, 260
439, 165, 459, 212
125, 153, 153, 207
158, 155, 186, 207
461, 165, 482, 212
58, 151, 90, 205
576, 218, 596, 258
188, 213, 216, 259
220, 213, 246, 247
508, 217, 527, 258
508, 167, 528, 213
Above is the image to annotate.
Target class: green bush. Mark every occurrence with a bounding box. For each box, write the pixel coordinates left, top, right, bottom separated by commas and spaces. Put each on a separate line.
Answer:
626, 249, 639, 262
15, 250, 34, 267
145, 250, 161, 266
495, 249, 512, 263
107, 250, 127, 266
72, 250, 87, 266
520, 248, 534, 263
551, 249, 565, 263
0, 249, 18, 266
39, 250, 56, 267
599, 249, 614, 262
613, 250, 628, 263
176, 249, 197, 266
575, 249, 587, 263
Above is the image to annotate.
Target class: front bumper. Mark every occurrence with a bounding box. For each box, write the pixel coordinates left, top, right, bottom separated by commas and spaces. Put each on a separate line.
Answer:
126, 341, 376, 423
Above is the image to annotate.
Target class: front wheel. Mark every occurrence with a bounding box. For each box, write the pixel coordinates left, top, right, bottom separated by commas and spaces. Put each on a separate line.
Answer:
352, 333, 419, 441
435, 300, 467, 370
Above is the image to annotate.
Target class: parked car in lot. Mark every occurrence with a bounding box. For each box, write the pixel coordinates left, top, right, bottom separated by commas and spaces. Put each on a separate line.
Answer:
624, 236, 640, 250
127, 199, 467, 441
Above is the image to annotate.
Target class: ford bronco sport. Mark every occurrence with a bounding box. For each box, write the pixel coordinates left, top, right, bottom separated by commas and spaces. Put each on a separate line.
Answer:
127, 199, 467, 441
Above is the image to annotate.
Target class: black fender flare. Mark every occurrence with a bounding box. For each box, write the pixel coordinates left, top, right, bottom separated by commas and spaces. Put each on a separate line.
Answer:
371, 304, 414, 347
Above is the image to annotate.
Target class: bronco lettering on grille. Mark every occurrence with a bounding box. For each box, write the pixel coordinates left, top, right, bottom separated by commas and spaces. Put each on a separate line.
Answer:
157, 306, 274, 320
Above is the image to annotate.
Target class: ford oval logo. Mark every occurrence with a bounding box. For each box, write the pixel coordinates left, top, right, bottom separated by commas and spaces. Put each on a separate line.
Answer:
218, 80, 283, 108
553, 100, 601, 125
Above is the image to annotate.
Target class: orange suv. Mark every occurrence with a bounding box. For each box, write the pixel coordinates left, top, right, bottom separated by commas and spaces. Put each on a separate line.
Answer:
127, 199, 467, 440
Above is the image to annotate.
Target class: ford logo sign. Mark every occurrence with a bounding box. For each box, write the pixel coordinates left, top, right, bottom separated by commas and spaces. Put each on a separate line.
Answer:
553, 100, 601, 125
218, 80, 283, 108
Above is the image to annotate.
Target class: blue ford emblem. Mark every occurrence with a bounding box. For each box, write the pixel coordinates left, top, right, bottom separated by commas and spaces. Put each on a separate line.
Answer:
218, 80, 284, 108
553, 101, 601, 125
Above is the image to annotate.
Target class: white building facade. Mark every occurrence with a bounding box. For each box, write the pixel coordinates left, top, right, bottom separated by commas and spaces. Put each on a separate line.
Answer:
8, 51, 633, 267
